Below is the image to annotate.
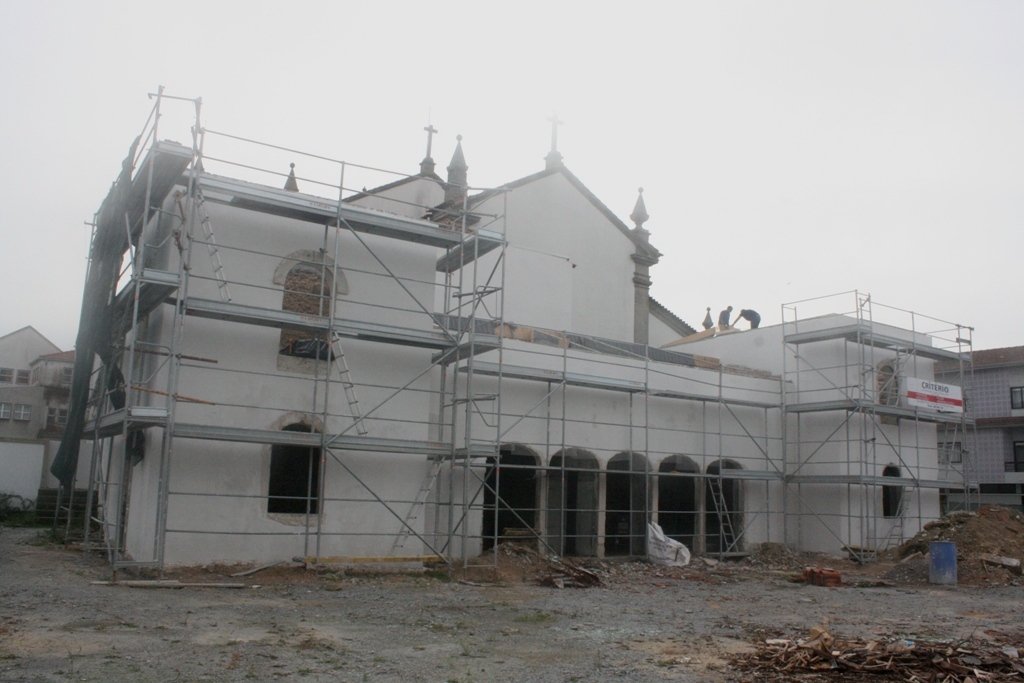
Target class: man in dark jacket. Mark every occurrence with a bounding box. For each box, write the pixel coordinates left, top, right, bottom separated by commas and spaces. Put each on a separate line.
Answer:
735, 309, 761, 329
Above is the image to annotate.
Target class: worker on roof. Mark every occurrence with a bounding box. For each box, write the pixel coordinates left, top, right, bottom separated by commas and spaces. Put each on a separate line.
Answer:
718, 306, 733, 329
735, 309, 761, 329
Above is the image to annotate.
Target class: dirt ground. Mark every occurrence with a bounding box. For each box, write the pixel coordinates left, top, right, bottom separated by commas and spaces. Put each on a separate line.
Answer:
2, 524, 1024, 683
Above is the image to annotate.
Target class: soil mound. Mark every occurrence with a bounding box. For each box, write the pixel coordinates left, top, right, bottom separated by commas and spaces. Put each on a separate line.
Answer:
886, 505, 1024, 586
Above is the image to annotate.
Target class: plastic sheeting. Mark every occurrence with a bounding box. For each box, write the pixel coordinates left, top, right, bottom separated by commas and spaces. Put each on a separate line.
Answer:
647, 522, 691, 567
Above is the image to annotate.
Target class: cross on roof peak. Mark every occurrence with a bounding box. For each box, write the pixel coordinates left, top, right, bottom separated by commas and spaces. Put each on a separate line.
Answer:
423, 123, 438, 160
545, 113, 564, 169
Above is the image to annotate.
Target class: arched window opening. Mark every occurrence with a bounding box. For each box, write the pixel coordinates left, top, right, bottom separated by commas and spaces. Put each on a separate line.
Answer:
877, 361, 900, 406
706, 460, 744, 554
547, 448, 599, 556
605, 452, 649, 556
280, 263, 334, 359
882, 465, 903, 518
658, 455, 700, 549
268, 424, 321, 514
482, 444, 539, 551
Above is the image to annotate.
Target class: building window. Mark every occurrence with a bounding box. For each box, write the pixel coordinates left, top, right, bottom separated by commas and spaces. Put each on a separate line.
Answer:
1010, 443, 1024, 474
15, 370, 30, 385
13, 404, 31, 421
30, 367, 40, 384
280, 264, 334, 359
877, 361, 900, 406
0, 403, 10, 419
46, 408, 68, 427
882, 465, 903, 517
0, 368, 12, 383
1012, 387, 1024, 410
62, 366, 74, 384
268, 424, 321, 514
939, 441, 962, 465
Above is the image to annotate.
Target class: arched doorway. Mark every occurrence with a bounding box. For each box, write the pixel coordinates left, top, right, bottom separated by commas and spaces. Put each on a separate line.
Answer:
268, 424, 321, 514
706, 459, 743, 554
658, 455, 700, 549
547, 448, 599, 556
482, 444, 540, 551
605, 452, 650, 556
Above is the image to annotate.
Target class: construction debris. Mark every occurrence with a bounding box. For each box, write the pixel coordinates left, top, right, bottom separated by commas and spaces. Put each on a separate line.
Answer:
457, 543, 605, 588
91, 580, 245, 589
799, 567, 842, 587
229, 561, 286, 578
733, 626, 1024, 682
537, 558, 604, 589
886, 505, 1024, 586
980, 553, 1023, 575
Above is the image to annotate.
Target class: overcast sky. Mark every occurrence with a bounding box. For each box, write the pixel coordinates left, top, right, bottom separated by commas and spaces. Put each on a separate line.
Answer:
1, 1, 1021, 353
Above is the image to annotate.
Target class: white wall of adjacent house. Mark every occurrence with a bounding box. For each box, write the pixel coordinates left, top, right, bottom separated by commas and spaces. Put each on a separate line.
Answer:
0, 441, 45, 501
0, 327, 61, 378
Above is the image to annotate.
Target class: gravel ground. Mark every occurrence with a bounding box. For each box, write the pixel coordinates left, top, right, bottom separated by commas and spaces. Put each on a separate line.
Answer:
2, 527, 1023, 683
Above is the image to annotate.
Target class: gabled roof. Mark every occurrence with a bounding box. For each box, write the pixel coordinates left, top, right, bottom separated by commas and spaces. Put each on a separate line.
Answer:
0, 326, 61, 353
971, 346, 1024, 368
649, 298, 697, 337
33, 350, 76, 364
342, 172, 443, 205
435, 164, 662, 261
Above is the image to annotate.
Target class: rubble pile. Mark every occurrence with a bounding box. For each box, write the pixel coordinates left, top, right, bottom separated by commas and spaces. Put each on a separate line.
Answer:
742, 542, 829, 572
733, 626, 1024, 682
456, 543, 605, 587
886, 505, 1024, 586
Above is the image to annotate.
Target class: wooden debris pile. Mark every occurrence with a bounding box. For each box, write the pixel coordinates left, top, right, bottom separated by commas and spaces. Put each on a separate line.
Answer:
734, 626, 1024, 682
497, 543, 605, 588
537, 557, 604, 589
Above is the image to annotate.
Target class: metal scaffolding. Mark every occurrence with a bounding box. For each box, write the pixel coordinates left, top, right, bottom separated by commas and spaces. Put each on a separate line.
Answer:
55, 91, 973, 573
781, 291, 976, 562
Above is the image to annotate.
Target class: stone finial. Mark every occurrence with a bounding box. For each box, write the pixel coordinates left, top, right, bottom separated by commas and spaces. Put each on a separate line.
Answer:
445, 135, 468, 203
284, 163, 299, 192
630, 187, 649, 230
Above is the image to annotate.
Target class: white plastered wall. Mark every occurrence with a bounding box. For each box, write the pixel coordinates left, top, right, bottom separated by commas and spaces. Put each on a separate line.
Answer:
118, 188, 446, 564
459, 172, 638, 341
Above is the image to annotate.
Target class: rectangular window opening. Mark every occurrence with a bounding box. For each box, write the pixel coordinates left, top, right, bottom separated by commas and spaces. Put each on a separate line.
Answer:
1011, 443, 1024, 474
13, 404, 31, 421
939, 441, 962, 465
1012, 387, 1024, 410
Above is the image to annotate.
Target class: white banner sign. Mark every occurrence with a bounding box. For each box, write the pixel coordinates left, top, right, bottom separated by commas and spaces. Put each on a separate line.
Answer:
904, 377, 963, 413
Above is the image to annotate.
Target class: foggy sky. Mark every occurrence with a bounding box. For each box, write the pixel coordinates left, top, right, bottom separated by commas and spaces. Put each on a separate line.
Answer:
1, 1, 1021, 352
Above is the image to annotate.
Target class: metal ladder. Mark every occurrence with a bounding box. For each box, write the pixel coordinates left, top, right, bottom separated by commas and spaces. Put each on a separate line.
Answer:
390, 458, 444, 553
707, 476, 737, 554
878, 490, 909, 552
194, 189, 232, 302
330, 334, 368, 437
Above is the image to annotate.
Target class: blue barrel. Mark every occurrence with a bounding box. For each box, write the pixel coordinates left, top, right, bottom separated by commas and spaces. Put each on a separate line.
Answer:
929, 541, 957, 585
